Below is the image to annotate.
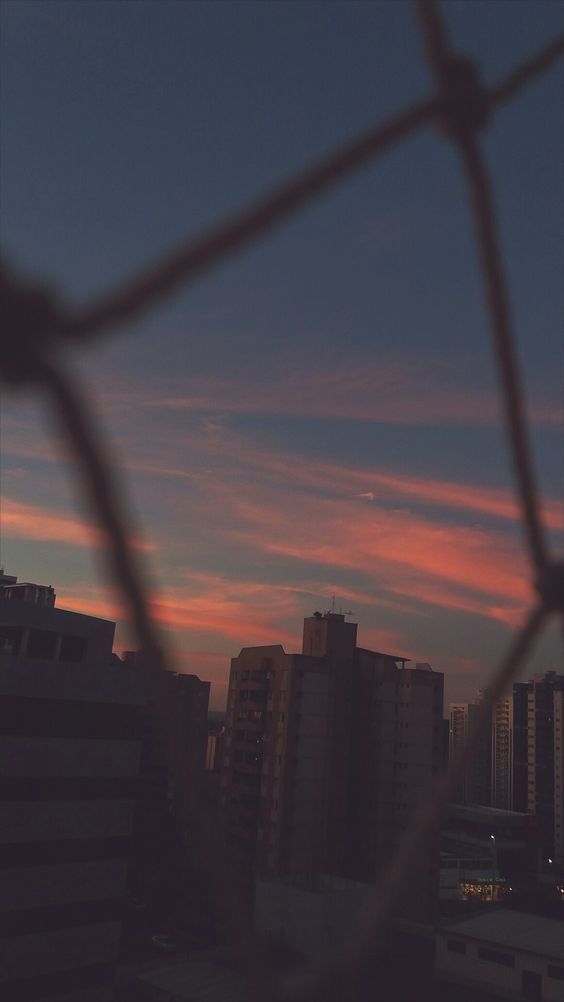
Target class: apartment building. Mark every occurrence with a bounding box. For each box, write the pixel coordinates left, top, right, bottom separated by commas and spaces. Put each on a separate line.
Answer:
349, 650, 443, 923
520, 673, 564, 863
448, 697, 491, 807
491, 694, 513, 811
219, 612, 443, 924
0, 573, 144, 1002
554, 687, 563, 865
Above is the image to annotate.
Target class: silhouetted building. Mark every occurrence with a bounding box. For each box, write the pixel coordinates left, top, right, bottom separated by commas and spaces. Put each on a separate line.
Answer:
0, 574, 144, 1002
206, 716, 225, 773
491, 693, 513, 811
441, 803, 540, 888
554, 687, 564, 865
119, 650, 211, 942
349, 653, 443, 923
436, 910, 564, 1001
450, 673, 563, 867
220, 612, 443, 925
518, 672, 564, 864
448, 697, 491, 806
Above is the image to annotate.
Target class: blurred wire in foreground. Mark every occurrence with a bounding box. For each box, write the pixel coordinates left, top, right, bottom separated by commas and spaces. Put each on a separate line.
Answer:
1, 1, 563, 999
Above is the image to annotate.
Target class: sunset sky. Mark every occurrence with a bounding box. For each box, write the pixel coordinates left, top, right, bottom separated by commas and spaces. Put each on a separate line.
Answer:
1, 0, 562, 709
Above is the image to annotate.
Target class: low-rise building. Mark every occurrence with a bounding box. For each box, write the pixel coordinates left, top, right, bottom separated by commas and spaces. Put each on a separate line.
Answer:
436, 909, 564, 1001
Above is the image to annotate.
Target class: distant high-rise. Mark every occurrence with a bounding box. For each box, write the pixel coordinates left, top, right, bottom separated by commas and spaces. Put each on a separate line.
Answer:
554, 686, 564, 865
491, 694, 513, 811
448, 696, 491, 807
219, 612, 443, 925
518, 672, 564, 863
348, 652, 443, 923
450, 673, 563, 865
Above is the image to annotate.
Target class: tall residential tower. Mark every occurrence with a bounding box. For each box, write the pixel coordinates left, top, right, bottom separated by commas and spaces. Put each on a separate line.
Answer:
220, 612, 443, 924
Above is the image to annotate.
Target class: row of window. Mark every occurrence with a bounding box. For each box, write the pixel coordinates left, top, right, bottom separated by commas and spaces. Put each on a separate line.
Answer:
231, 770, 261, 788
232, 749, 263, 765
446, 941, 564, 980
232, 669, 269, 683
237, 710, 264, 721
239, 689, 268, 703
234, 729, 262, 744
0, 626, 87, 662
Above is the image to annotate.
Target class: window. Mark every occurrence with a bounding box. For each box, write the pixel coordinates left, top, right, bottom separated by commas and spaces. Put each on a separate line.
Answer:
59, 634, 87, 663
478, 947, 514, 968
26, 628, 58, 660
0, 626, 23, 655
547, 965, 564, 981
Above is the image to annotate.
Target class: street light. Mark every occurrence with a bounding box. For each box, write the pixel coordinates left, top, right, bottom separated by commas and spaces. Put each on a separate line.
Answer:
490, 835, 497, 888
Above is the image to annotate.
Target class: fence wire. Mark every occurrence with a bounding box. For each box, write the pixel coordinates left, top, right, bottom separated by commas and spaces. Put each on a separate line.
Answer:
1, 1, 563, 1000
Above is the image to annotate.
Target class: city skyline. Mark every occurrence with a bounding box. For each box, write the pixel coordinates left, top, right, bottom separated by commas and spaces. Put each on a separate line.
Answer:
1, 0, 563, 710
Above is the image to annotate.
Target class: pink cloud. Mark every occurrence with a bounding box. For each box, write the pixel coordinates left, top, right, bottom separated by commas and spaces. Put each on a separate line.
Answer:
127, 431, 562, 535
2, 498, 103, 549
1, 497, 155, 552
216, 482, 533, 624
143, 361, 562, 429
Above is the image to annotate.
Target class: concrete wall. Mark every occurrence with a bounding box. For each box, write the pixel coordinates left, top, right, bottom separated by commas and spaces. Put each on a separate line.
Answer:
436, 933, 564, 1002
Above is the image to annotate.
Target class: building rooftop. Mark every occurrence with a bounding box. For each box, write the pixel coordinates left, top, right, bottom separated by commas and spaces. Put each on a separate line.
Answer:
356, 647, 409, 664
449, 803, 529, 820
441, 909, 564, 961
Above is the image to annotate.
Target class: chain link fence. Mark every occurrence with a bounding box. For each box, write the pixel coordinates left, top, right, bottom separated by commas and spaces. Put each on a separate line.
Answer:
1, 2, 563, 1000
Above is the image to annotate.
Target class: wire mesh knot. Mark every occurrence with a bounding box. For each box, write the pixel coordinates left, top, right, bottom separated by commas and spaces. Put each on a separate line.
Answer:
0, 262, 65, 385
436, 54, 490, 141
535, 561, 564, 615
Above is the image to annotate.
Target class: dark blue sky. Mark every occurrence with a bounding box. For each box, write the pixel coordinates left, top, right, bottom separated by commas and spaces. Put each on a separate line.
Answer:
1, 1, 562, 706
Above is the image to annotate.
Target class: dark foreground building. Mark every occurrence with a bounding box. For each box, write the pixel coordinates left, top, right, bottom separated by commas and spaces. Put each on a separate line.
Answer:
0, 573, 144, 1002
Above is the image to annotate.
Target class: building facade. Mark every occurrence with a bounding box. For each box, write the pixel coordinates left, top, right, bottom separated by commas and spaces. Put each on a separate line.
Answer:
219, 612, 444, 925
0, 574, 144, 1002
522, 673, 564, 864
436, 909, 564, 1002
554, 687, 563, 865
491, 694, 513, 811
448, 697, 491, 807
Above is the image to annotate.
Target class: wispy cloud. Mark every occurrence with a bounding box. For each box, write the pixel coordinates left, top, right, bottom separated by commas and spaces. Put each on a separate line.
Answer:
127, 431, 562, 535
1, 498, 102, 549
143, 360, 562, 428
1, 497, 154, 552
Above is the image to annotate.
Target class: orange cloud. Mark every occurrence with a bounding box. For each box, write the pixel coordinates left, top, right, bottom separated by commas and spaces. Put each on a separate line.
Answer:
127, 431, 562, 535
1, 498, 102, 548
237, 444, 562, 535
218, 483, 533, 623
57, 591, 124, 621
1, 497, 155, 552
